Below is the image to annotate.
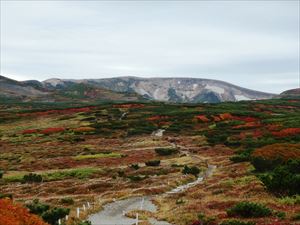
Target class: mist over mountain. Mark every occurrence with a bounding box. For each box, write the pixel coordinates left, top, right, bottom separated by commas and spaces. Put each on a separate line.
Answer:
1, 75, 276, 103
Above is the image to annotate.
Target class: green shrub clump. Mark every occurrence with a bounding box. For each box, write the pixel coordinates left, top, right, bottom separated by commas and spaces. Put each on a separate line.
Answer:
26, 199, 70, 225
145, 160, 160, 167
258, 159, 300, 196
227, 202, 272, 218
155, 148, 178, 156
220, 220, 256, 225
182, 165, 200, 176
22, 173, 43, 183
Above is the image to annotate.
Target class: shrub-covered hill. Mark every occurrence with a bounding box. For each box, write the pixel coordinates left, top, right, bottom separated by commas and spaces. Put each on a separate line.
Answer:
0, 98, 299, 225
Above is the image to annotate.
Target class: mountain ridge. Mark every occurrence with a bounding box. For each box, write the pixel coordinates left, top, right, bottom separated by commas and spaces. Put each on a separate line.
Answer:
1, 75, 276, 103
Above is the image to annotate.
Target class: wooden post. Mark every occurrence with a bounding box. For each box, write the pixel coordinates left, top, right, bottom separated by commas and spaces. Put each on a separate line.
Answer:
140, 197, 144, 210
77, 207, 80, 218
58, 219, 61, 225
65, 215, 69, 221
87, 202, 90, 208
136, 213, 139, 225
83, 204, 86, 211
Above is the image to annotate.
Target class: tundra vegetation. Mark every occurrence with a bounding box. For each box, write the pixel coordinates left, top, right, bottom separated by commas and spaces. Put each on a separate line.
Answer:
0, 99, 299, 225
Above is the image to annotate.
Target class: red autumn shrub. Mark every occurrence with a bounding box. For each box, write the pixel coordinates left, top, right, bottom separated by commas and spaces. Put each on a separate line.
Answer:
219, 113, 234, 120
0, 199, 48, 225
252, 130, 263, 138
40, 127, 65, 134
252, 143, 300, 161
22, 129, 39, 134
271, 128, 300, 137
195, 115, 210, 122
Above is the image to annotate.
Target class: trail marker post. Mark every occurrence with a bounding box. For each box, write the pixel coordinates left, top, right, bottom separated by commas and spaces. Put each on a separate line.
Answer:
77, 207, 80, 218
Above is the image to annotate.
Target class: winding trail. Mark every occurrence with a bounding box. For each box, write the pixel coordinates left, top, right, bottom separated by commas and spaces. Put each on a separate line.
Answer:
88, 165, 216, 225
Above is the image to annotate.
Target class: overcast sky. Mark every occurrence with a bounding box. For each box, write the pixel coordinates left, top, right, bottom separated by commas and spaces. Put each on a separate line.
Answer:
0, 1, 299, 93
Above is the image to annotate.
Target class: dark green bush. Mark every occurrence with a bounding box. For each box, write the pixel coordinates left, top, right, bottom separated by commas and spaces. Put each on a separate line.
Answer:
127, 175, 146, 182
26, 199, 70, 225
42, 207, 70, 225
251, 157, 283, 172
145, 160, 160, 167
220, 220, 256, 225
259, 160, 300, 196
22, 173, 43, 183
26, 199, 50, 216
182, 165, 200, 177
155, 148, 178, 156
227, 202, 272, 218
0, 193, 13, 199
130, 164, 140, 170
0, 170, 3, 178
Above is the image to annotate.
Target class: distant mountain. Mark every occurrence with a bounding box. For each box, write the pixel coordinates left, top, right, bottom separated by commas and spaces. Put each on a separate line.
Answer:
43, 76, 276, 103
0, 75, 276, 103
0, 75, 143, 102
279, 88, 300, 99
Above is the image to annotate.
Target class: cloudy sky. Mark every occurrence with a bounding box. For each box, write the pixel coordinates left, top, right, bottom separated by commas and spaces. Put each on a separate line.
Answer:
0, 1, 299, 93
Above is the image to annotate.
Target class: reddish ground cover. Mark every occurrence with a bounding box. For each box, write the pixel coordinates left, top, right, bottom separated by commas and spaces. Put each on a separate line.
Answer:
40, 127, 65, 134
252, 143, 300, 161
0, 199, 48, 225
271, 128, 300, 137
195, 115, 210, 122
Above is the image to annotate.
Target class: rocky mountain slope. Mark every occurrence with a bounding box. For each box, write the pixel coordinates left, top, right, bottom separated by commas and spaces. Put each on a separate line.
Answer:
0, 75, 142, 102
43, 76, 276, 103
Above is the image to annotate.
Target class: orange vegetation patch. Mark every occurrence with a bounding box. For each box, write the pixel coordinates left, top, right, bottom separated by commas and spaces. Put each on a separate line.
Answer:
73, 127, 96, 133
112, 104, 144, 108
233, 122, 261, 129
17, 107, 95, 117
271, 128, 300, 137
0, 199, 48, 225
40, 127, 65, 134
195, 115, 210, 122
252, 143, 300, 161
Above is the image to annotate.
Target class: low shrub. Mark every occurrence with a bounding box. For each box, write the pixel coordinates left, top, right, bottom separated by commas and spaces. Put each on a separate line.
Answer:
130, 164, 140, 170
26, 199, 70, 225
22, 173, 43, 183
259, 160, 300, 196
155, 147, 178, 156
0, 170, 3, 178
127, 175, 146, 182
145, 160, 160, 167
197, 213, 216, 225
182, 165, 200, 177
220, 220, 256, 225
0, 193, 13, 199
227, 202, 272, 218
